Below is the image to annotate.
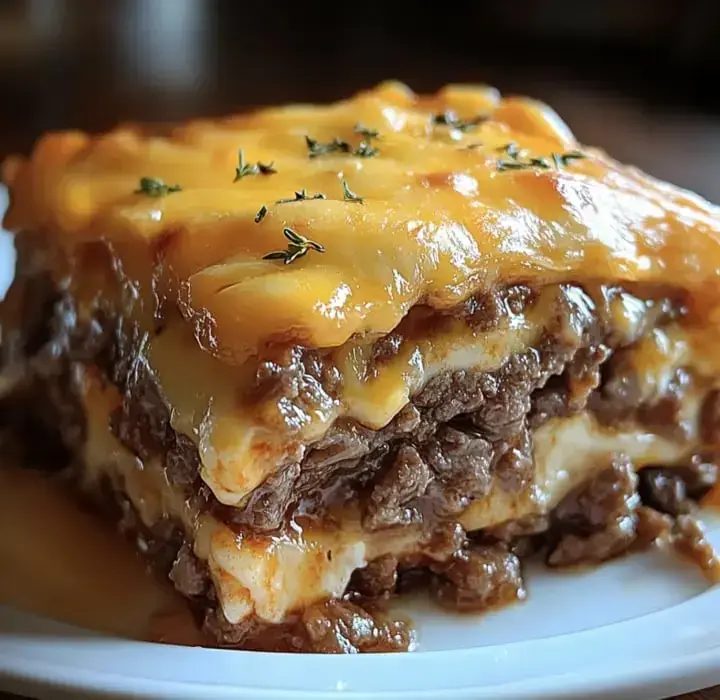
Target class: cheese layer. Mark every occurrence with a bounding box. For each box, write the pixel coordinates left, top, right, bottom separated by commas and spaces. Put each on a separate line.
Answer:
3, 82, 720, 365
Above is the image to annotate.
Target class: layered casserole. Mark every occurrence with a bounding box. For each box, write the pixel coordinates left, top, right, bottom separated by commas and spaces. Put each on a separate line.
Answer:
1, 82, 719, 652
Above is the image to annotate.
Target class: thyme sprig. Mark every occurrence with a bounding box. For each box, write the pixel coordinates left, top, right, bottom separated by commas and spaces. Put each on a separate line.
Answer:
257, 161, 277, 174
496, 142, 586, 172
305, 127, 380, 158
354, 123, 380, 156
135, 177, 182, 197
497, 142, 521, 159
276, 189, 327, 204
263, 228, 325, 265
354, 123, 379, 139
234, 149, 277, 181
342, 179, 363, 203
305, 136, 352, 158
433, 111, 488, 133
354, 141, 379, 157
552, 151, 586, 168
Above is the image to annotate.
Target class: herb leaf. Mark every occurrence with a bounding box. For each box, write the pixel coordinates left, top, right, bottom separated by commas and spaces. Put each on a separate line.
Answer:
257, 161, 277, 174
306, 134, 379, 159
354, 141, 379, 158
306, 136, 352, 158
234, 149, 258, 181
276, 189, 327, 204
263, 227, 325, 265
342, 179, 363, 203
556, 151, 586, 167
135, 177, 182, 197
497, 144, 586, 173
234, 150, 277, 181
496, 142, 520, 159
529, 157, 551, 169
497, 160, 530, 171
254, 205, 268, 223
354, 123, 379, 140
433, 111, 488, 133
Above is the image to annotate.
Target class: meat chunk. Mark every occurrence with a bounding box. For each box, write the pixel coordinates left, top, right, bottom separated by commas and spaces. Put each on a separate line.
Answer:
169, 542, 208, 597
414, 369, 491, 422
493, 425, 534, 493
165, 433, 201, 487
301, 600, 412, 653
471, 350, 541, 440
223, 463, 301, 532
638, 467, 691, 517
700, 389, 720, 445
422, 427, 494, 516
431, 545, 526, 611
111, 357, 172, 461
349, 554, 399, 598
364, 445, 430, 530
548, 515, 638, 566
553, 456, 639, 532
421, 521, 467, 562
548, 457, 670, 566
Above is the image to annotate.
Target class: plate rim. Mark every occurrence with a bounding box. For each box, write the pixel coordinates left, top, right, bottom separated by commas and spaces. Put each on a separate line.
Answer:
2, 584, 720, 700
2, 640, 719, 700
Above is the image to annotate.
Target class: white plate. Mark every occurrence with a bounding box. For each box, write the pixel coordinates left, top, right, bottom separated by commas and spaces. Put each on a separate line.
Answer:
0, 185, 719, 700
1, 513, 719, 700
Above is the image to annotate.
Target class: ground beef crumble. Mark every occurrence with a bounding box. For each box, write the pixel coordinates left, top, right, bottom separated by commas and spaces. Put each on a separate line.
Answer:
429, 544, 526, 611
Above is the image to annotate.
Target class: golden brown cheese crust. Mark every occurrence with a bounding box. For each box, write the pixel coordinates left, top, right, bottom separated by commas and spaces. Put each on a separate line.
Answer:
4, 82, 720, 363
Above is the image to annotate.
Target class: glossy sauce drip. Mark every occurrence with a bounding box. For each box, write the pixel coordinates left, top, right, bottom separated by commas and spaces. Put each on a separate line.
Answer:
0, 464, 203, 646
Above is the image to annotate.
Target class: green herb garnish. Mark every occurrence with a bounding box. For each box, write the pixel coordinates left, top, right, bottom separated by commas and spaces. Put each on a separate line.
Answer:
276, 189, 327, 204
257, 161, 277, 174
306, 136, 352, 158
135, 177, 182, 197
342, 179, 363, 203
234, 149, 277, 181
497, 142, 521, 159
553, 151, 586, 168
433, 111, 487, 133
263, 228, 325, 265
306, 133, 379, 159
354, 123, 380, 140
354, 141, 379, 158
234, 149, 257, 181
254, 205, 268, 223
497, 143, 586, 172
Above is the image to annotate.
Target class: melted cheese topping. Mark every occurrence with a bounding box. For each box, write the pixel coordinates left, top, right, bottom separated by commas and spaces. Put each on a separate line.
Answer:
3, 82, 720, 365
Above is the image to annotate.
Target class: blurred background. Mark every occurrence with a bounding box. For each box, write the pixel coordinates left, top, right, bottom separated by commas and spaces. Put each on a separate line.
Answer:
0, 0, 718, 199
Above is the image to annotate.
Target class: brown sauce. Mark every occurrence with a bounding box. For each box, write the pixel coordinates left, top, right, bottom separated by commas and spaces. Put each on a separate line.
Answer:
0, 463, 203, 646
